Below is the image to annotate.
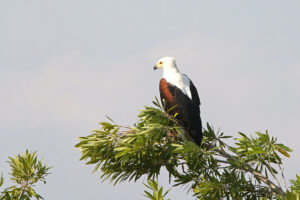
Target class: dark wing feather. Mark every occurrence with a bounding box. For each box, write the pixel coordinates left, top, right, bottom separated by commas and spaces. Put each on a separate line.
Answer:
190, 80, 201, 106
183, 74, 200, 106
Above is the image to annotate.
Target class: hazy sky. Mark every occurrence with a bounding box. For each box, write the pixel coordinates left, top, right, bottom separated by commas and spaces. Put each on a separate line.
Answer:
1, 1, 300, 199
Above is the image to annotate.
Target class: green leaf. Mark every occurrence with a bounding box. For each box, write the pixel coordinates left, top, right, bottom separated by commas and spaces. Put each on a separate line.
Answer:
0, 173, 4, 187
277, 147, 291, 158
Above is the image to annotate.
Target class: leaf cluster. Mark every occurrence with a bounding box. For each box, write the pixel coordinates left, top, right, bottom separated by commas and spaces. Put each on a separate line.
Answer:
232, 131, 291, 180
143, 179, 170, 200
284, 175, 300, 200
0, 150, 51, 200
76, 98, 182, 184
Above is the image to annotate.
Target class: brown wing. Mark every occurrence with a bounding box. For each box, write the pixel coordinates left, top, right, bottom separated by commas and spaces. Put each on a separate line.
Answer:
159, 78, 176, 110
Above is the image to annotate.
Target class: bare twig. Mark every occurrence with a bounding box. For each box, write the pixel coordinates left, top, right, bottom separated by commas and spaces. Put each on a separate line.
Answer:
267, 159, 281, 188
279, 164, 287, 190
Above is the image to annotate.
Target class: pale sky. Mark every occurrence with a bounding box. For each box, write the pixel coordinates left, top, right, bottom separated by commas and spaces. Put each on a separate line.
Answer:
1, 1, 300, 199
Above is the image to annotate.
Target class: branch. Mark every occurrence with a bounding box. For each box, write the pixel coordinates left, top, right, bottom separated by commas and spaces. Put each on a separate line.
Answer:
18, 180, 29, 200
215, 148, 284, 196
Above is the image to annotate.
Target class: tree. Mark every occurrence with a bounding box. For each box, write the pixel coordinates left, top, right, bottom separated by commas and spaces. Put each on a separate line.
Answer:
0, 150, 51, 200
76, 98, 300, 199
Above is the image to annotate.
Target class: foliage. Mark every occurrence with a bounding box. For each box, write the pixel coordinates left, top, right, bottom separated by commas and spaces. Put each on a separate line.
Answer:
76, 97, 297, 199
0, 150, 51, 200
284, 175, 300, 200
0, 175, 3, 188
143, 179, 170, 200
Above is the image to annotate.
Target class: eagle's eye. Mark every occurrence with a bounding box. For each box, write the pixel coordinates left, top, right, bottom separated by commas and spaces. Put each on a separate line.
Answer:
159, 61, 163, 65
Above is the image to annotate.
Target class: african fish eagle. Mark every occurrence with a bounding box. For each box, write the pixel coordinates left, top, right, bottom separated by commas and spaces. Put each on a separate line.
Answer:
154, 57, 202, 145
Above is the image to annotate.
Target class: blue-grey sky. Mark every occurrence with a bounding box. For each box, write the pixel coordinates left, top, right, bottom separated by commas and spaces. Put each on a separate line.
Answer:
1, 1, 300, 199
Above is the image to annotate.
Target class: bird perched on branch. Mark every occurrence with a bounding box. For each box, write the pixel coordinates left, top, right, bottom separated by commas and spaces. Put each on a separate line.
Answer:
154, 57, 202, 145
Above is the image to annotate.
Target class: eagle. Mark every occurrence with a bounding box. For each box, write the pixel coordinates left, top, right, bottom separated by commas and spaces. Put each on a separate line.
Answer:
154, 57, 202, 145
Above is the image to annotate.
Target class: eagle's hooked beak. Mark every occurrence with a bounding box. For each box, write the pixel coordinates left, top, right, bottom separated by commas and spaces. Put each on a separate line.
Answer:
154, 62, 163, 70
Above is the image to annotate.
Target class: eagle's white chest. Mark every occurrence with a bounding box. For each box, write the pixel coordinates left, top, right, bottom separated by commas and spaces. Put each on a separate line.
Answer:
163, 70, 192, 99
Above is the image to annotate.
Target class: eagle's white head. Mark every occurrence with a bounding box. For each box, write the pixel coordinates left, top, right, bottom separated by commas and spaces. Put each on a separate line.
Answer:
153, 57, 178, 71
153, 56, 192, 99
